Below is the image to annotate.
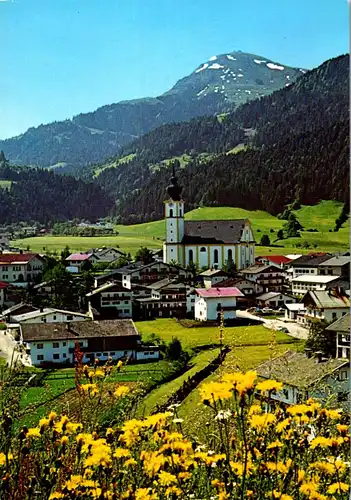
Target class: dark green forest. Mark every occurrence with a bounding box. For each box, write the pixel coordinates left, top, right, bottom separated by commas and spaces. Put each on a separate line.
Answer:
0, 154, 113, 224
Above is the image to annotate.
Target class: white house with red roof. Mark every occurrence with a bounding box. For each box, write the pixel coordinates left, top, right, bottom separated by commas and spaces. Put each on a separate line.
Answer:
65, 253, 99, 270
0, 253, 45, 286
256, 255, 292, 269
195, 287, 243, 321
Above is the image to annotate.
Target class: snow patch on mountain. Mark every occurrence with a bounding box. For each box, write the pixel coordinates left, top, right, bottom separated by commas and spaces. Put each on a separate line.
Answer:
195, 63, 209, 73
226, 55, 236, 61
209, 55, 217, 61
267, 63, 284, 71
197, 86, 208, 96
254, 59, 266, 64
208, 63, 224, 70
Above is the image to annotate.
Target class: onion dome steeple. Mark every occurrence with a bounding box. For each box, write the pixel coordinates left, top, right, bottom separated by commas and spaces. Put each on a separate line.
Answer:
166, 164, 183, 201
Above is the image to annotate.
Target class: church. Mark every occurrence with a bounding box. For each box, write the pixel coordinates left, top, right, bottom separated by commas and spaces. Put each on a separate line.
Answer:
163, 168, 256, 270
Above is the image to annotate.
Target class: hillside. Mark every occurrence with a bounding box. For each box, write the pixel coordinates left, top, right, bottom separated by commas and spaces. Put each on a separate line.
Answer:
0, 52, 304, 171
12, 201, 349, 256
0, 155, 113, 224
95, 54, 348, 223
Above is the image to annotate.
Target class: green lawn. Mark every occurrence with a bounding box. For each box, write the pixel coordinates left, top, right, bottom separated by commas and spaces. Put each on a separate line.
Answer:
136, 319, 294, 350
178, 342, 303, 438
136, 348, 220, 417
12, 200, 348, 255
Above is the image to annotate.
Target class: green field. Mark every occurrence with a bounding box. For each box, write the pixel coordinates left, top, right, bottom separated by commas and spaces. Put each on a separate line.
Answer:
12, 200, 348, 255
137, 318, 297, 350
0, 180, 13, 189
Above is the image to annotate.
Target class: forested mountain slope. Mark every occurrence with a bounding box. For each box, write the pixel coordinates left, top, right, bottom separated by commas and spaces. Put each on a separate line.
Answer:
95, 54, 348, 223
0, 154, 113, 224
0, 51, 303, 171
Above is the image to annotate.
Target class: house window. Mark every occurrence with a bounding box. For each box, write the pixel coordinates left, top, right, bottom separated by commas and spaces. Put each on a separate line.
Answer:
37, 355, 44, 361
79, 342, 84, 347
124, 300, 129, 304
124, 351, 128, 355
63, 342, 66, 347
63, 353, 66, 358
214, 249, 219, 263
103, 352, 108, 356
169, 209, 173, 217
188, 250, 193, 262
53, 354, 60, 360
338, 347, 343, 358
124, 309, 129, 313
37, 343, 43, 349
227, 249, 233, 261
332, 312, 337, 320
53, 342, 59, 348
110, 352, 115, 356
200, 247, 206, 252
340, 371, 348, 381
67, 315, 73, 321
179, 208, 182, 217
53, 315, 56, 320
96, 353, 101, 357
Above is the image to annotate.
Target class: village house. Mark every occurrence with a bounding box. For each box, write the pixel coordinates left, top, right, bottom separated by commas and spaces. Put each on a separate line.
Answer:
195, 287, 243, 322
134, 279, 187, 320
21, 319, 159, 366
256, 291, 296, 309
121, 262, 193, 289
1, 303, 38, 322
65, 253, 100, 271
240, 264, 284, 292
9, 308, 91, 325
326, 313, 350, 359
86, 282, 133, 319
0, 253, 45, 286
217, 276, 264, 296
86, 247, 125, 263
163, 169, 255, 270
200, 269, 229, 289
256, 255, 292, 269
256, 349, 349, 409
297, 289, 349, 325
291, 275, 341, 296
285, 253, 332, 281
318, 255, 350, 278
284, 303, 306, 321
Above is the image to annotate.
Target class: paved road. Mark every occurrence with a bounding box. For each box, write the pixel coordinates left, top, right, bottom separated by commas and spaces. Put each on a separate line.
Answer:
237, 310, 309, 340
0, 330, 31, 367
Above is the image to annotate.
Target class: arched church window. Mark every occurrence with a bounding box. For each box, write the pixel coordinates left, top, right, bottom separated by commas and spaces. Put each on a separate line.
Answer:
169, 209, 173, 217
200, 247, 206, 252
189, 249, 193, 262
228, 249, 233, 261
179, 208, 182, 217
214, 249, 219, 263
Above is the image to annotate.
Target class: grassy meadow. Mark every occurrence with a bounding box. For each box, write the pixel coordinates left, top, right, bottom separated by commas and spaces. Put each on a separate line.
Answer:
12, 200, 348, 256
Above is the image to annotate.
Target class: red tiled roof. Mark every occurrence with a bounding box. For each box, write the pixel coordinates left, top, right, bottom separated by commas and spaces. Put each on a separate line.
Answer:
258, 255, 292, 265
66, 253, 92, 261
0, 253, 40, 264
196, 287, 244, 298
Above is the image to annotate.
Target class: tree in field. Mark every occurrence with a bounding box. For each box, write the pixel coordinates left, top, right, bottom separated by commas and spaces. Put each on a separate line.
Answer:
61, 245, 71, 261
260, 234, 270, 246
277, 229, 284, 240
223, 256, 237, 276
135, 247, 154, 265
283, 213, 303, 238
334, 202, 349, 232
305, 320, 336, 358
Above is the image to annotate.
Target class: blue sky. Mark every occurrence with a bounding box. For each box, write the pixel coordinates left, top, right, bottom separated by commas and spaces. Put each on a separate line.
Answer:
0, 0, 348, 139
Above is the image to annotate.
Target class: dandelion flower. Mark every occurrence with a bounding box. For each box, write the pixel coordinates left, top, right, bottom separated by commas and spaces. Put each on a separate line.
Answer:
249, 413, 276, 431
114, 448, 130, 459
327, 482, 349, 494
27, 428, 41, 438
158, 471, 177, 486
114, 385, 130, 398
256, 379, 283, 392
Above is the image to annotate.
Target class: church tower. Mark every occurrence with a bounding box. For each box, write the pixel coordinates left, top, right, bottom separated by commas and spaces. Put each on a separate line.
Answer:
163, 166, 184, 265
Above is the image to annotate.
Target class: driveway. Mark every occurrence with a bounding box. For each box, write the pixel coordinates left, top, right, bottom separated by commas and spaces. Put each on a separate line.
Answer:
0, 330, 31, 367
237, 310, 309, 340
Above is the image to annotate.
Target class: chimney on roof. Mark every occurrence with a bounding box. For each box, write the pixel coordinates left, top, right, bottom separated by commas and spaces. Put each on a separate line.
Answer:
39, 306, 44, 313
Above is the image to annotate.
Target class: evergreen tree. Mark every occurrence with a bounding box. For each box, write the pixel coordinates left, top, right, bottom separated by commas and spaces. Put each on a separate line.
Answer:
277, 229, 284, 240
135, 247, 154, 265
260, 234, 270, 246
223, 257, 237, 276
61, 245, 71, 261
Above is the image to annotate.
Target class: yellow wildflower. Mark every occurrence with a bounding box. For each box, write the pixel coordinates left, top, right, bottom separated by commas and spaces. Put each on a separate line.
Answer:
119, 419, 145, 447
266, 460, 291, 475
297, 470, 306, 483
310, 437, 331, 449
113, 448, 130, 459
158, 471, 177, 486
268, 440, 283, 450
124, 458, 137, 467
310, 461, 334, 475
135, 488, 158, 500
39, 418, 49, 431
60, 436, 69, 446
165, 486, 182, 497
94, 368, 105, 378
230, 461, 253, 476
66, 422, 82, 434
273, 492, 294, 500
249, 413, 276, 431
327, 456, 347, 472
276, 418, 291, 433
48, 411, 57, 422
80, 383, 99, 395
256, 379, 283, 392
144, 412, 172, 429
299, 481, 319, 496
64, 475, 84, 490
336, 424, 349, 436
49, 493, 65, 499
114, 385, 130, 397
0, 452, 12, 466
327, 482, 349, 494
325, 409, 342, 420
141, 450, 166, 477
222, 370, 257, 395
199, 381, 233, 402
248, 404, 262, 415
27, 428, 41, 438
